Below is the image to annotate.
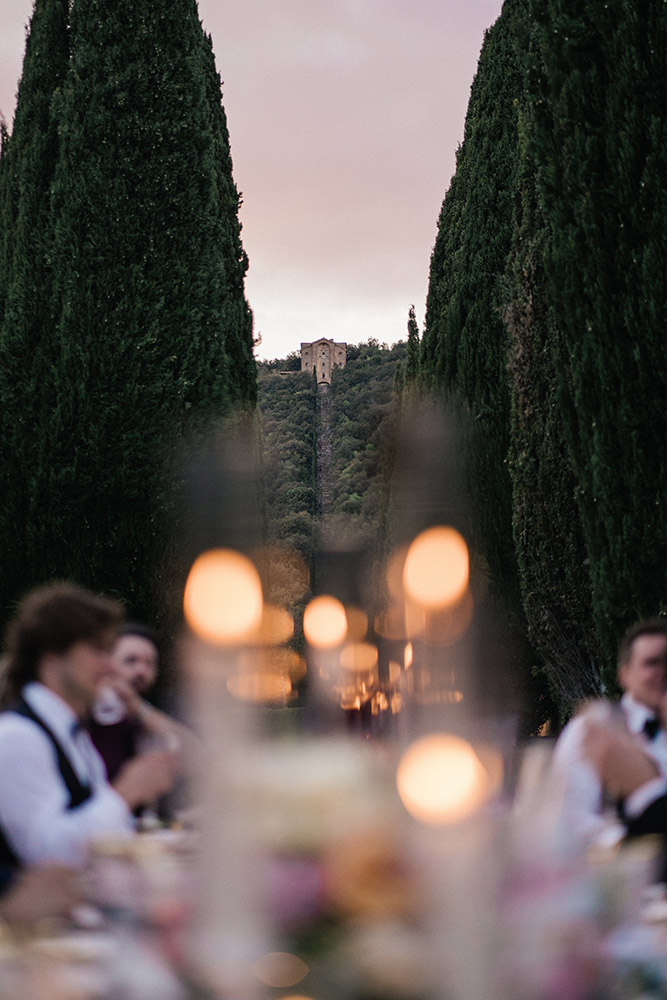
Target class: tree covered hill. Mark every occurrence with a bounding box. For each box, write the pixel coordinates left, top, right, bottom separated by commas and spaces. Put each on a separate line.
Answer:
258, 340, 406, 560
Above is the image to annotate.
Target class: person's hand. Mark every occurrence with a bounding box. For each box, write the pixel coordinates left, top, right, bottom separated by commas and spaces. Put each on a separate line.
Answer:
105, 674, 143, 719
112, 749, 179, 810
584, 721, 659, 799
0, 865, 80, 925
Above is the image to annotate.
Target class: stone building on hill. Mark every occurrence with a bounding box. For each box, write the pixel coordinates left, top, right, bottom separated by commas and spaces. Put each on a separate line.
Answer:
301, 338, 346, 384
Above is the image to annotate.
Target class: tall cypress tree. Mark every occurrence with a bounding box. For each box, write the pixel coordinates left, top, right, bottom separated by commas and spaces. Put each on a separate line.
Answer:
405, 305, 420, 385
0, 0, 70, 609
0, 0, 255, 626
505, 85, 604, 716
528, 0, 667, 677
197, 28, 256, 405
421, 0, 525, 611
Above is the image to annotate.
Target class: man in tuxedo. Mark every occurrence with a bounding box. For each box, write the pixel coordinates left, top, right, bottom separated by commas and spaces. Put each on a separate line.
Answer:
583, 720, 667, 835
0, 582, 178, 878
550, 618, 667, 850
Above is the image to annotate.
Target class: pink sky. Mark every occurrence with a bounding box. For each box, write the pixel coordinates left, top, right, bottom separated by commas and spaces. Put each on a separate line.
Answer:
1, 0, 503, 360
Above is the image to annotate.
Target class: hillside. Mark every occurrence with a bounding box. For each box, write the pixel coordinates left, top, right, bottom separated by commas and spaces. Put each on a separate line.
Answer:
258, 339, 406, 554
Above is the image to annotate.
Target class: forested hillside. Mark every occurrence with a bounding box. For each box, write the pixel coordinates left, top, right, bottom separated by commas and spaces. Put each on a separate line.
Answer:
257, 367, 318, 561
259, 340, 406, 549
328, 340, 407, 538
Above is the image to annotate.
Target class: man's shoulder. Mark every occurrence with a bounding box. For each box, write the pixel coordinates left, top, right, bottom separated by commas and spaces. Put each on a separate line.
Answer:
0, 708, 53, 748
552, 710, 594, 766
553, 699, 623, 763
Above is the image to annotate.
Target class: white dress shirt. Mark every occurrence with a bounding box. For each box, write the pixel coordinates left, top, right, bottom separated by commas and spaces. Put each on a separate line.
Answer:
550, 693, 667, 851
0, 683, 133, 867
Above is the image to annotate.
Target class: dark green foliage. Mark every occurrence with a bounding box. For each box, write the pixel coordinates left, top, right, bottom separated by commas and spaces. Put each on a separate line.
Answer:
421, 0, 523, 591
258, 341, 406, 554
405, 305, 420, 386
524, 0, 667, 681
328, 340, 406, 542
257, 369, 317, 560
0, 0, 254, 628
260, 352, 302, 372
0, 0, 71, 611
197, 28, 255, 404
421, 0, 667, 719
505, 108, 604, 716
419, 0, 549, 730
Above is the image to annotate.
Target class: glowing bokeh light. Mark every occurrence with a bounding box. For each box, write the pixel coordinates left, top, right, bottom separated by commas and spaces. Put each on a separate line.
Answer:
183, 549, 263, 645
227, 671, 293, 702
339, 642, 378, 672
396, 733, 490, 825
303, 595, 348, 649
252, 953, 309, 989
345, 605, 369, 642
253, 603, 294, 646
402, 527, 469, 610
385, 545, 409, 599
420, 587, 474, 646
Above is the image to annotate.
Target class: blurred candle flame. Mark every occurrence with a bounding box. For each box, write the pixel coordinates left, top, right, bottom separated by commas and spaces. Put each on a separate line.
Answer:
344, 605, 369, 642
252, 603, 295, 646
183, 548, 263, 645
396, 733, 491, 825
402, 527, 469, 610
226, 671, 292, 702
227, 647, 306, 702
339, 641, 378, 673
303, 595, 348, 649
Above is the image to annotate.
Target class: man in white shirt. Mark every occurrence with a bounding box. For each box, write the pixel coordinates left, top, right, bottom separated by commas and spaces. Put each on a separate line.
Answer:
550, 618, 667, 850
0, 582, 178, 876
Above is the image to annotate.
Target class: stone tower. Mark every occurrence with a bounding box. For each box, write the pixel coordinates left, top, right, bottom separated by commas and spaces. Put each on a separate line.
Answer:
300, 338, 346, 384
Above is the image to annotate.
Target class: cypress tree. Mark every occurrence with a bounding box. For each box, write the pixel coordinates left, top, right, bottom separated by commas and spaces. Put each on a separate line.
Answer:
0, 0, 70, 610
528, 0, 667, 677
0, 0, 69, 326
421, 0, 523, 604
505, 86, 604, 716
421, 0, 564, 731
0, 0, 255, 626
405, 305, 420, 385
197, 28, 255, 404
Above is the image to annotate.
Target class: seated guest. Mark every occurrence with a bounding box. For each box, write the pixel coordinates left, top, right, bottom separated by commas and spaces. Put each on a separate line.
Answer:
584, 720, 667, 837
550, 618, 667, 849
89, 621, 197, 782
0, 582, 178, 877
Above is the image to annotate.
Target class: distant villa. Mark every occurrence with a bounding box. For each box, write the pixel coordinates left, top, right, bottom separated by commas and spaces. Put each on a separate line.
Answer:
300, 337, 347, 385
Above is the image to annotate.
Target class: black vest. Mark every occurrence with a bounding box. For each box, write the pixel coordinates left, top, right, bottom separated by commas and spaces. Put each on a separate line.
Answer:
0, 697, 92, 882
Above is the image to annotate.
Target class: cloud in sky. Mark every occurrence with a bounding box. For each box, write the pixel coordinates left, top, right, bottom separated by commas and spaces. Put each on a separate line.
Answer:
0, 0, 504, 360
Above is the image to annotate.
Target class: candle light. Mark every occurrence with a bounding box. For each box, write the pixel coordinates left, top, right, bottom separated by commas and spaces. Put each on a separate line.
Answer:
183, 547, 269, 999
183, 548, 263, 645
397, 733, 505, 1000
402, 526, 469, 611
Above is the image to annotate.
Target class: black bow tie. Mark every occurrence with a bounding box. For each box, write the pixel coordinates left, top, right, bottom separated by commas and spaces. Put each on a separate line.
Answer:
644, 716, 661, 740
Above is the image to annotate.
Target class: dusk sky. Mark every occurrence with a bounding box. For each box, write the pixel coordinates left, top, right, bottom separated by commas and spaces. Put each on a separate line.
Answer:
1, 0, 504, 361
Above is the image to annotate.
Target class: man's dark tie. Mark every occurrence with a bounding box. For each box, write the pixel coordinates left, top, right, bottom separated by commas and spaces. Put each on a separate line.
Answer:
643, 716, 661, 740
